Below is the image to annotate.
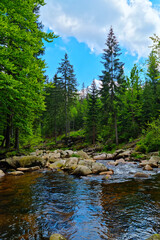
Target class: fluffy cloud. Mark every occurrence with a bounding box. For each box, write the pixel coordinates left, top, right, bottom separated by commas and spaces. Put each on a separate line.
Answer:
40, 0, 160, 58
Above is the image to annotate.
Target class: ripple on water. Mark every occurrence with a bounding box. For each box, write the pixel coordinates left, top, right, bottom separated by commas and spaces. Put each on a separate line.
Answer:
0, 170, 160, 239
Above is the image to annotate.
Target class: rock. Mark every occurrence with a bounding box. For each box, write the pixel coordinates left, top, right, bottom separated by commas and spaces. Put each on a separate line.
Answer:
8, 171, 24, 176
91, 162, 107, 174
36, 149, 43, 156
117, 150, 132, 158
102, 175, 111, 180
65, 150, 74, 157
149, 156, 160, 165
115, 158, 126, 164
78, 159, 93, 169
108, 161, 118, 166
146, 234, 160, 240
149, 162, 158, 168
30, 166, 40, 171
60, 150, 70, 158
93, 154, 106, 160
106, 153, 116, 160
50, 233, 67, 240
63, 158, 79, 170
72, 165, 92, 176
99, 170, 114, 175
143, 164, 153, 171
5, 156, 46, 169
148, 152, 159, 157
134, 172, 149, 178
139, 160, 149, 167
17, 167, 30, 172
0, 170, 5, 177
49, 160, 66, 169
42, 154, 50, 161
77, 150, 89, 159
30, 152, 36, 156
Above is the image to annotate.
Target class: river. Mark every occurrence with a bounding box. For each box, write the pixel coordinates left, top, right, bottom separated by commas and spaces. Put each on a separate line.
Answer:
0, 161, 160, 240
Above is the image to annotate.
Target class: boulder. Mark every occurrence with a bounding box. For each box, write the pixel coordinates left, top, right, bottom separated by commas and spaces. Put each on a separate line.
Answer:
63, 158, 79, 170
50, 233, 67, 240
60, 150, 70, 158
93, 154, 106, 160
4, 156, 46, 169
143, 164, 153, 171
91, 162, 107, 174
115, 158, 126, 164
146, 234, 160, 240
139, 160, 149, 167
149, 156, 160, 165
36, 149, 44, 156
30, 166, 40, 171
72, 165, 92, 176
65, 150, 74, 157
8, 171, 24, 176
106, 153, 116, 160
77, 150, 89, 159
117, 150, 132, 159
49, 160, 66, 169
134, 172, 149, 178
78, 159, 93, 169
0, 170, 5, 177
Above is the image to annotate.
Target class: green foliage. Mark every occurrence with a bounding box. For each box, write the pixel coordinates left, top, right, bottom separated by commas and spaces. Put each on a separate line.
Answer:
85, 80, 101, 144
130, 152, 146, 159
0, 0, 57, 149
70, 129, 85, 138
136, 119, 160, 153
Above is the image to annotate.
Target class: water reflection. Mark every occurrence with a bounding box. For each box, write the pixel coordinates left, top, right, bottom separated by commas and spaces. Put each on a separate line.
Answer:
0, 171, 160, 239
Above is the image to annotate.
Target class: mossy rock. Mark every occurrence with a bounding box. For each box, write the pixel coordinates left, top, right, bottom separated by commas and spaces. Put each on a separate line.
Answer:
5, 156, 46, 168
50, 233, 67, 240
146, 234, 160, 240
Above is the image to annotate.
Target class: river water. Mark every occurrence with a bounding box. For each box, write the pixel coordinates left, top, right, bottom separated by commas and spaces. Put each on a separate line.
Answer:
0, 161, 160, 240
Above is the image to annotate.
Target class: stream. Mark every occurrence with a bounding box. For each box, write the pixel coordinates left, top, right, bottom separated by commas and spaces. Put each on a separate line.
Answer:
0, 161, 160, 240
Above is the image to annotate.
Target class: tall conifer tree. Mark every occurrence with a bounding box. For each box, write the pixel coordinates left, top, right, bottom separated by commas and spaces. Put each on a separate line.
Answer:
57, 53, 77, 136
100, 27, 125, 145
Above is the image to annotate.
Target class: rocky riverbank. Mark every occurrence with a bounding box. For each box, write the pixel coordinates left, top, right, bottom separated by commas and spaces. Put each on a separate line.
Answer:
0, 148, 160, 179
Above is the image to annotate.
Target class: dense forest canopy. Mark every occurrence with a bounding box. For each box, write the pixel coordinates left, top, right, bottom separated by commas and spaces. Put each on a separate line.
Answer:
1, 1, 160, 153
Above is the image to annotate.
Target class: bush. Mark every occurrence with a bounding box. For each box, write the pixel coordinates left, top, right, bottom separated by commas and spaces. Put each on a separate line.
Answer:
136, 119, 160, 153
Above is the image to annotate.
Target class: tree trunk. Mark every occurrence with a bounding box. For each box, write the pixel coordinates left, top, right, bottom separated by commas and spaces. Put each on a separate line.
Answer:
114, 113, 118, 145
15, 128, 19, 150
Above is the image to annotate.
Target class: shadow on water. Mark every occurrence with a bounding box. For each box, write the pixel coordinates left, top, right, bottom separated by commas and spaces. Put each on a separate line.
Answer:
0, 170, 160, 240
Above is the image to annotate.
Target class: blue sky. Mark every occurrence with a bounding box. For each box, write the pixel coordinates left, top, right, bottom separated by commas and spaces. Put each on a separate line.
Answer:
40, 0, 160, 89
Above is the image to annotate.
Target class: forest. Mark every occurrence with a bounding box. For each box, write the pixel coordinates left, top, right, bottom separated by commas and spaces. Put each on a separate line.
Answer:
1, 0, 160, 155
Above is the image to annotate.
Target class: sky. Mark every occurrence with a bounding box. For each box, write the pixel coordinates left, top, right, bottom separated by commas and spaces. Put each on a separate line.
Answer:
40, 0, 160, 89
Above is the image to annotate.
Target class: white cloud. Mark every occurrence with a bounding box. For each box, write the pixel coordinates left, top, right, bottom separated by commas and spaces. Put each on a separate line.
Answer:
40, 0, 160, 58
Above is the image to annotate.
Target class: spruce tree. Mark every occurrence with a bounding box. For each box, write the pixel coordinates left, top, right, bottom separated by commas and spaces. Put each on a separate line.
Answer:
57, 53, 77, 136
100, 27, 125, 145
85, 80, 101, 144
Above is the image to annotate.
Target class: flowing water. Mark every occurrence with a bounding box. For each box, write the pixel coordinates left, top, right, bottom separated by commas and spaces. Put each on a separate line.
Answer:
0, 161, 160, 240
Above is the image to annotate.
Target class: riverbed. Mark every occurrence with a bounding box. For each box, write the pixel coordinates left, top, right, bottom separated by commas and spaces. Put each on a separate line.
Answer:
0, 161, 160, 240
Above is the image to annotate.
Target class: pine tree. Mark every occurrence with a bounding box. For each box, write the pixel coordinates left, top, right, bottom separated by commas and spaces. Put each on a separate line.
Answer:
100, 27, 125, 145
57, 53, 77, 136
44, 74, 64, 142
143, 51, 160, 122
85, 80, 101, 144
